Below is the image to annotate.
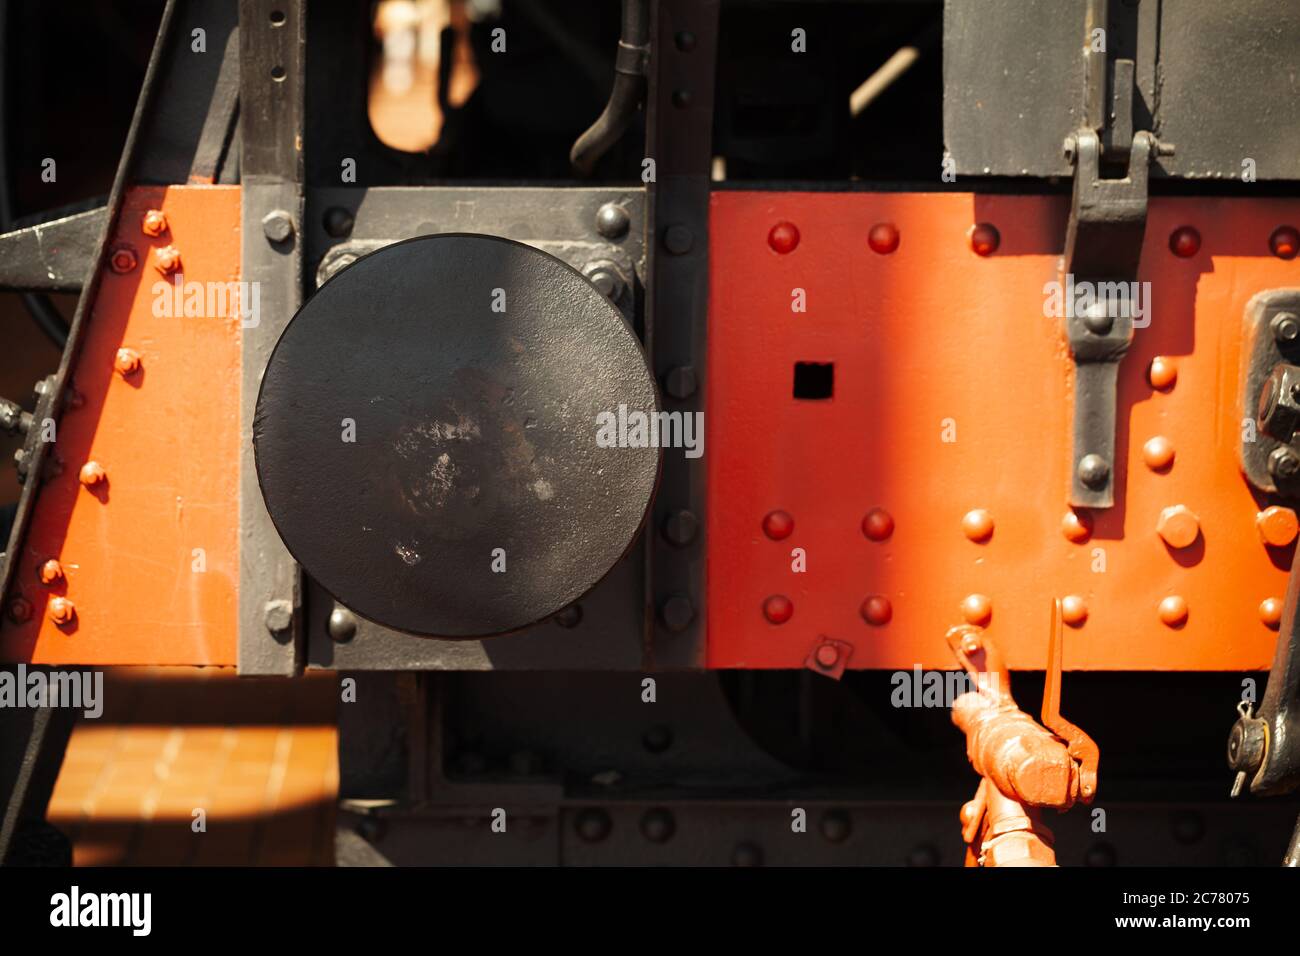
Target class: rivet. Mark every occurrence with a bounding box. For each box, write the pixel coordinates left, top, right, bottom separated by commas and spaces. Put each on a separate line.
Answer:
731, 841, 764, 867
38, 559, 64, 586
323, 206, 355, 238
762, 594, 793, 625
7, 596, 32, 624
264, 599, 293, 634
595, 202, 630, 239
663, 510, 699, 547
868, 222, 899, 255
114, 348, 141, 377
814, 643, 840, 668
140, 209, 168, 237
640, 808, 675, 843
1169, 226, 1201, 258
1259, 597, 1283, 629
1270, 225, 1299, 260
663, 366, 697, 400
1257, 506, 1299, 547
327, 604, 357, 642
48, 596, 76, 626
261, 209, 294, 243
862, 507, 894, 541
154, 245, 182, 274
762, 510, 794, 540
671, 89, 692, 109
674, 30, 696, 52
1142, 435, 1175, 471
660, 594, 695, 632
78, 461, 106, 488
1060, 595, 1087, 626
961, 508, 994, 542
663, 224, 693, 255
109, 246, 138, 274
969, 223, 999, 256
1156, 504, 1200, 549
574, 808, 612, 843
1148, 356, 1178, 390
860, 595, 892, 625
819, 810, 851, 843
1159, 595, 1188, 627
960, 593, 992, 625
767, 221, 799, 254
1077, 453, 1110, 489
553, 603, 582, 628
1061, 509, 1093, 543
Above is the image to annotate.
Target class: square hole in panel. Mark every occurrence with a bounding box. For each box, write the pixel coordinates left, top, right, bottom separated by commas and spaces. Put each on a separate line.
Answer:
793, 362, 833, 400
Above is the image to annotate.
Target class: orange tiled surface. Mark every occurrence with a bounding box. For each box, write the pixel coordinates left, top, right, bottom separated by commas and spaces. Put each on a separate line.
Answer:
47, 667, 339, 866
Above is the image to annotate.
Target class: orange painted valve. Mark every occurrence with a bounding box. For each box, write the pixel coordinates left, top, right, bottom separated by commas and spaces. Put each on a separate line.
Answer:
946, 599, 1099, 867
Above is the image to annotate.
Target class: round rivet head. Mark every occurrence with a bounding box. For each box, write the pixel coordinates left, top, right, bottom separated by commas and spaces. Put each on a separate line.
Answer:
1060, 595, 1087, 626
969, 223, 999, 256
1169, 226, 1201, 258
1077, 454, 1110, 489
553, 603, 582, 628
1148, 356, 1178, 390
1257, 506, 1299, 547
861, 595, 892, 625
1159, 595, 1188, 627
140, 209, 167, 237
7, 597, 32, 624
1259, 597, 1283, 629
327, 605, 357, 642
1062, 509, 1093, 543
595, 202, 631, 239
660, 594, 695, 632
264, 599, 293, 634
767, 221, 799, 254
114, 348, 141, 377
1156, 505, 1200, 549
1143, 436, 1175, 471
663, 224, 693, 255
38, 559, 64, 586
762, 594, 793, 625
961, 508, 994, 542
323, 206, 354, 238
815, 644, 840, 668
662, 509, 698, 547
78, 461, 106, 488
1270, 225, 1299, 260
664, 366, 697, 400
261, 209, 294, 243
960, 593, 992, 625
48, 596, 75, 626
862, 507, 894, 541
868, 222, 899, 255
762, 510, 794, 540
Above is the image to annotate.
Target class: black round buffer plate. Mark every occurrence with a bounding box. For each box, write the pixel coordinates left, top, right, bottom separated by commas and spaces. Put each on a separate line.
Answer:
254, 234, 661, 638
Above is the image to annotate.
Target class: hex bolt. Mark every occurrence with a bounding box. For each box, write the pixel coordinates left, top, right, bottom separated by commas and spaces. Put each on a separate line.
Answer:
1257, 506, 1299, 547
48, 596, 75, 626
1268, 445, 1300, 482
327, 604, 357, 642
1077, 453, 1110, 489
660, 594, 694, 632
78, 461, 106, 488
662, 509, 698, 546
264, 598, 293, 635
154, 245, 182, 274
595, 202, 630, 239
582, 260, 627, 301
1156, 505, 1200, 549
262, 209, 295, 244
7, 596, 32, 624
1273, 312, 1300, 345
140, 209, 168, 237
114, 348, 142, 378
322, 206, 355, 238
109, 246, 138, 274
38, 559, 64, 586
664, 366, 697, 400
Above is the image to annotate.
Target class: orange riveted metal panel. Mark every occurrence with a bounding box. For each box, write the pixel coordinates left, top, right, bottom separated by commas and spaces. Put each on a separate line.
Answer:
0, 186, 242, 666
706, 191, 1300, 672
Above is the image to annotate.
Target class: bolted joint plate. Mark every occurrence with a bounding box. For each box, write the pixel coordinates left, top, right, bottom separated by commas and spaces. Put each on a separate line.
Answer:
1239, 290, 1300, 496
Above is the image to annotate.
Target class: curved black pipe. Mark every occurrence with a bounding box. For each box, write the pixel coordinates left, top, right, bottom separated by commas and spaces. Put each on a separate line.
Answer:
569, 0, 649, 177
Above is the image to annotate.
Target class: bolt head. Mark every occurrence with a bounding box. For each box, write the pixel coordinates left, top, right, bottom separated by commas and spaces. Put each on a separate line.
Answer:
1077, 454, 1110, 489
595, 202, 630, 239
261, 209, 294, 244
1156, 505, 1200, 549
38, 559, 64, 585
264, 599, 293, 634
109, 246, 138, 274
1272, 312, 1300, 345
814, 643, 840, 668
7, 597, 32, 624
47, 596, 75, 626
154, 245, 182, 274
1268, 444, 1300, 481
78, 461, 106, 488
582, 260, 627, 301
1256, 506, 1299, 547
141, 209, 168, 237
114, 348, 141, 377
